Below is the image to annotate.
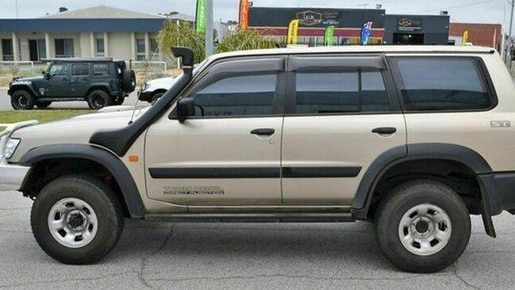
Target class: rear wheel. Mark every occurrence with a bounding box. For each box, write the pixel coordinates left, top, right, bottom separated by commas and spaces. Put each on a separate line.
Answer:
31, 175, 124, 264
11, 90, 34, 110
374, 179, 471, 273
87, 90, 112, 110
35, 101, 52, 108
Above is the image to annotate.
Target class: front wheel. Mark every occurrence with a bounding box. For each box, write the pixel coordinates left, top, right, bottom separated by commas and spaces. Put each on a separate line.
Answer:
31, 175, 124, 264
11, 90, 34, 110
374, 180, 471, 273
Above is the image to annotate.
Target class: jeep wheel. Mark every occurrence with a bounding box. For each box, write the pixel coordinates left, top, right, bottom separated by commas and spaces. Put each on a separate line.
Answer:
87, 90, 112, 110
31, 175, 124, 264
374, 180, 471, 273
11, 90, 34, 110
35, 101, 52, 109
122, 69, 136, 92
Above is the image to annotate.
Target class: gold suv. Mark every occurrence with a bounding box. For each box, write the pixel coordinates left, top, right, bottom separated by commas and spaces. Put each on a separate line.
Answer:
1, 46, 514, 273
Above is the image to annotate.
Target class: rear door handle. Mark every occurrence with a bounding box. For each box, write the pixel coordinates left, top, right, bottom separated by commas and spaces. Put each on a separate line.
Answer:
251, 128, 275, 136
372, 127, 397, 135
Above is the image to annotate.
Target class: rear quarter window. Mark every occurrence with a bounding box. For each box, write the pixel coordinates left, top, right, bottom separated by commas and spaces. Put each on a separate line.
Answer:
389, 57, 494, 112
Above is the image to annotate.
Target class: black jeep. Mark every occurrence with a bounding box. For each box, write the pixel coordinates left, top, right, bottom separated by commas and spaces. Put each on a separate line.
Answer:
8, 58, 136, 110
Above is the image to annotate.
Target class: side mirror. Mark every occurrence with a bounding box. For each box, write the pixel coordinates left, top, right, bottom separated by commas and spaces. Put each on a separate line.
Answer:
44, 73, 51, 80
177, 98, 195, 123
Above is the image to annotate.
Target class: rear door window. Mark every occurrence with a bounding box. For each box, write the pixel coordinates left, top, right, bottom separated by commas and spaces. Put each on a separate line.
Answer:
294, 70, 390, 114
389, 57, 494, 111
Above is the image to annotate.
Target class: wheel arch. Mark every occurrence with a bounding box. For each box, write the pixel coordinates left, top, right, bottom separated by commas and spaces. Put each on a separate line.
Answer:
352, 143, 492, 220
18, 144, 145, 218
86, 85, 112, 97
9, 85, 38, 97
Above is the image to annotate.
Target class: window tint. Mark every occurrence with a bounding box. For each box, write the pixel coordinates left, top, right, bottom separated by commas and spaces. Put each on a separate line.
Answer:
391, 57, 491, 111
92, 63, 109, 76
295, 70, 389, 114
72, 64, 89, 76
188, 74, 277, 117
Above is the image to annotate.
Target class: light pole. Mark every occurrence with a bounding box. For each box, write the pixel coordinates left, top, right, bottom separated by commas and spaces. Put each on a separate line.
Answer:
205, 0, 214, 57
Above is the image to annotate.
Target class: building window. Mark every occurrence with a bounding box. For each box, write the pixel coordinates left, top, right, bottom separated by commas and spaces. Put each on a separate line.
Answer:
55, 39, 74, 58
136, 39, 145, 60
96, 39, 105, 57
150, 39, 159, 59
29, 39, 46, 61
1, 39, 14, 61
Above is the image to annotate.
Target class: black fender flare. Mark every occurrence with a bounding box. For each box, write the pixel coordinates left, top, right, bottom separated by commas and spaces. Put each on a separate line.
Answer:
18, 144, 145, 218
9, 84, 39, 97
352, 143, 492, 219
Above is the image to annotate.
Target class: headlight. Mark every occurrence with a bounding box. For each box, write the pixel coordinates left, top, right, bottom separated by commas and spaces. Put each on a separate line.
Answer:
4, 138, 21, 159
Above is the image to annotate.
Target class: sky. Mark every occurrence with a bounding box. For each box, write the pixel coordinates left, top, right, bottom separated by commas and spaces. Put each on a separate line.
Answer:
0, 0, 510, 28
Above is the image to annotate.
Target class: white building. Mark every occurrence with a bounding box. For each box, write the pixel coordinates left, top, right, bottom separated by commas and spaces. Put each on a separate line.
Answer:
0, 6, 175, 63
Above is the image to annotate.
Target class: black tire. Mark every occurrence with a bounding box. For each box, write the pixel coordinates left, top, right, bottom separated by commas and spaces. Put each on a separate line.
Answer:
151, 92, 165, 104
30, 175, 124, 264
87, 90, 112, 110
35, 101, 52, 109
11, 90, 34, 110
122, 69, 136, 92
374, 179, 471, 273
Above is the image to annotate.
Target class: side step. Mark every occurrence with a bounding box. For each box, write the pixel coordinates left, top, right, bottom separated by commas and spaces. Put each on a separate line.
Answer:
145, 213, 354, 223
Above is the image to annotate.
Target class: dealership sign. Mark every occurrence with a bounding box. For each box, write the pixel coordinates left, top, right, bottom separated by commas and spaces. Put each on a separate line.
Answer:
397, 18, 423, 32
296, 10, 340, 26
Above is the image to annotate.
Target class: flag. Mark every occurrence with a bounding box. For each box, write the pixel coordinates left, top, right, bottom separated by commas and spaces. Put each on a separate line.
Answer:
287, 19, 299, 45
360, 21, 373, 45
239, 0, 250, 29
324, 26, 335, 46
195, 0, 206, 34
462, 30, 469, 45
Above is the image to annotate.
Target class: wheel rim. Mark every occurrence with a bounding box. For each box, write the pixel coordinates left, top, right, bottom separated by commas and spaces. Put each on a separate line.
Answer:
398, 203, 452, 256
16, 96, 28, 108
47, 198, 98, 248
91, 94, 105, 108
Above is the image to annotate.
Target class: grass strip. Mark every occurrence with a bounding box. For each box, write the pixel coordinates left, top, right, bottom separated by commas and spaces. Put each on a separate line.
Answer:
0, 109, 92, 131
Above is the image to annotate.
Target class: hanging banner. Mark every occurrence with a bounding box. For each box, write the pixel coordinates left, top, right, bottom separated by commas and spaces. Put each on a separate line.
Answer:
360, 21, 373, 45
462, 30, 469, 46
239, 0, 250, 29
287, 19, 299, 45
324, 25, 335, 46
195, 0, 206, 34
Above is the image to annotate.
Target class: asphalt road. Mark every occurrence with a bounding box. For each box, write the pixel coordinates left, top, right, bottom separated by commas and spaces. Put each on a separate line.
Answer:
0, 89, 141, 111
1, 190, 514, 289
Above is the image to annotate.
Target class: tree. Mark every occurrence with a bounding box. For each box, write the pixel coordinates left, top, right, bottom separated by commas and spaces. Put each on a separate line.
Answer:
157, 19, 205, 64
157, 20, 279, 64
216, 28, 279, 53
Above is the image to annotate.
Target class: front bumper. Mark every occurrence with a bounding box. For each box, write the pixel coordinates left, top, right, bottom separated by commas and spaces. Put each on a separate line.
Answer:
0, 163, 30, 191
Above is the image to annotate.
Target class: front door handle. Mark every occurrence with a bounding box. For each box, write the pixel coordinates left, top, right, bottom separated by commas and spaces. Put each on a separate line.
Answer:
251, 128, 275, 136
372, 127, 397, 135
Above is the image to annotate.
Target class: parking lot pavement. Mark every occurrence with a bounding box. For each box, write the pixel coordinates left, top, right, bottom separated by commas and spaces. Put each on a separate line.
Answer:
1, 190, 514, 289
0, 89, 141, 111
